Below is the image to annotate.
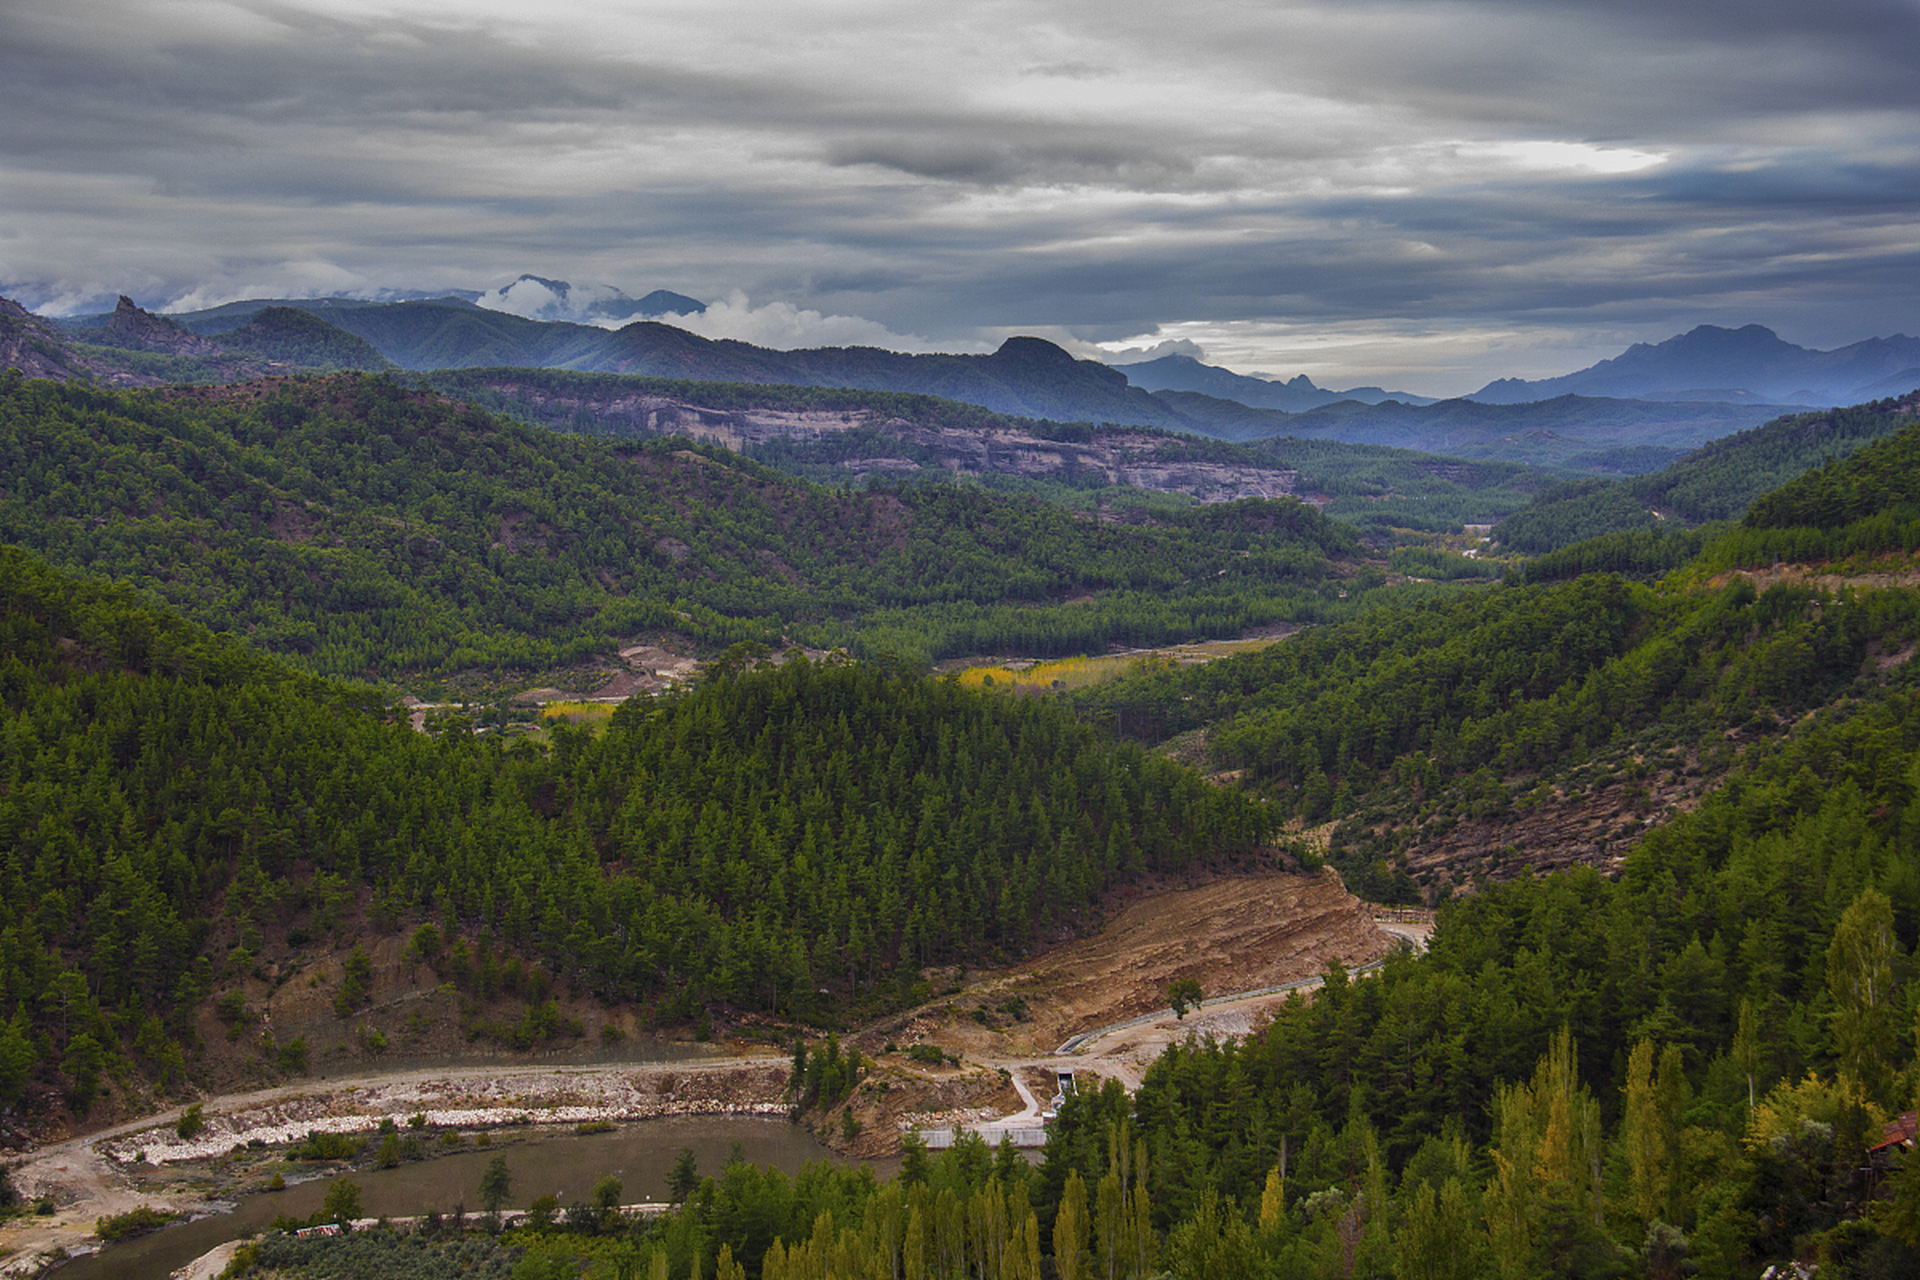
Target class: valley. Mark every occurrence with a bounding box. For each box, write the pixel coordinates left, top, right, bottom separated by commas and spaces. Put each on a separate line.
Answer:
4, 331, 1920, 1278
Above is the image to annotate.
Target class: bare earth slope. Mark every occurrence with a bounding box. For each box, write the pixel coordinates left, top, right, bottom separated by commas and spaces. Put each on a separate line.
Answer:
863, 868, 1393, 1074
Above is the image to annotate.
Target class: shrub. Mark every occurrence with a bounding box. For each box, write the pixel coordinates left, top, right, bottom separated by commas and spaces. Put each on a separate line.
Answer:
96, 1206, 182, 1241
292, 1130, 363, 1161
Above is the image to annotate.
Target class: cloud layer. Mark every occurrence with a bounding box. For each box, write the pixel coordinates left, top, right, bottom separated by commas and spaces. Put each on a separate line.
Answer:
2, 0, 1915, 394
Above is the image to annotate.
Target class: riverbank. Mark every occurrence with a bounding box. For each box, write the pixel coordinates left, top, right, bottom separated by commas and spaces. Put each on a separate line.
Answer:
0, 1055, 788, 1278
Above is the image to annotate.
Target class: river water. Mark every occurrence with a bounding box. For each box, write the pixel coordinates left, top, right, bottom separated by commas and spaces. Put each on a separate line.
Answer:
57, 1115, 872, 1280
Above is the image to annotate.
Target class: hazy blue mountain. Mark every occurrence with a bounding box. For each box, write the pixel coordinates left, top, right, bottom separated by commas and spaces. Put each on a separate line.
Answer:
43, 294, 1907, 467
1156, 389, 1794, 471
1471, 323, 1920, 405
632, 289, 708, 317
1118, 353, 1436, 408
58, 294, 488, 336
151, 298, 1198, 427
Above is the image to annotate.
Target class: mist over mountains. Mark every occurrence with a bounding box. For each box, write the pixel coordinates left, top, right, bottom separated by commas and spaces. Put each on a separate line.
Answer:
478, 275, 708, 325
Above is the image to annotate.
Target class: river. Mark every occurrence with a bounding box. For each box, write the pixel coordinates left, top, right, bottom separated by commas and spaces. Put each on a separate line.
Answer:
56, 1115, 876, 1280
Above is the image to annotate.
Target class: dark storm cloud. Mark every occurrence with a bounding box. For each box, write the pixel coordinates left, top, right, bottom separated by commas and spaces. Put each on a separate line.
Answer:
0, 0, 1914, 391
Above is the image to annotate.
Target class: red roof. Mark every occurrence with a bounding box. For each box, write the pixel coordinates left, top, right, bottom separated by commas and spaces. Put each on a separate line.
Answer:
1870, 1111, 1918, 1153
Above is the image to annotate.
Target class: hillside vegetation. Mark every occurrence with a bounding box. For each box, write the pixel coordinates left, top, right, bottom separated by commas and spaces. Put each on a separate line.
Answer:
1076, 419, 1920, 903
0, 543, 1275, 1120
345, 409, 1920, 1279
423, 366, 1563, 533
0, 370, 1362, 680
1496, 392, 1920, 555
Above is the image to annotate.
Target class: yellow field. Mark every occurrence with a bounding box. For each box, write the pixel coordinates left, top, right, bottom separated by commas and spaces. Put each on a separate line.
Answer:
953, 654, 1115, 691
538, 700, 619, 722
953, 634, 1288, 693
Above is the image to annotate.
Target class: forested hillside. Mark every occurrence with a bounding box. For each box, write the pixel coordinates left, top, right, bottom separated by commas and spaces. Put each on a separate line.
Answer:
1116, 644, 1920, 1278
420, 366, 1564, 532
1495, 392, 1920, 554
0, 369, 1362, 679
1074, 421, 1920, 901
1160, 389, 1787, 471
1252, 437, 1556, 534
0, 543, 1274, 1119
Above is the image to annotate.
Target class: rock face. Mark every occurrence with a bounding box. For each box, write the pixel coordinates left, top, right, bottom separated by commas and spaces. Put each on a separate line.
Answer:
1, 297, 386, 386
101, 295, 222, 357
489, 382, 1302, 504
0, 297, 90, 381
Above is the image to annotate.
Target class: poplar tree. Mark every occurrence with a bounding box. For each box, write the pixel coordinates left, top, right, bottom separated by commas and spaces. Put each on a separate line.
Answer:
1053, 1171, 1089, 1280
1621, 1039, 1668, 1225
1828, 886, 1898, 1097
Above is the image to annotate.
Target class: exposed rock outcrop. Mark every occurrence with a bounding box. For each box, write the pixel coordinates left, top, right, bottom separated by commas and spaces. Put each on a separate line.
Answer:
101, 295, 222, 357
0, 297, 90, 381
486, 382, 1302, 504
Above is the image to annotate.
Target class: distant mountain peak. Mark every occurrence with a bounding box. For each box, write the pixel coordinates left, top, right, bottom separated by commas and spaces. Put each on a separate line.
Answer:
104, 295, 221, 357
993, 335, 1076, 365
1120, 352, 1432, 411
1471, 322, 1920, 407
632, 290, 706, 318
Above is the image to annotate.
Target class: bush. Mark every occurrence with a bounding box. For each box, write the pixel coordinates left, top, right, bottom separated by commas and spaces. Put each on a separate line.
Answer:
907, 1043, 946, 1066
277, 1036, 309, 1074
322, 1178, 362, 1225
334, 946, 374, 1017
176, 1104, 206, 1139
96, 1206, 182, 1241
292, 1130, 364, 1161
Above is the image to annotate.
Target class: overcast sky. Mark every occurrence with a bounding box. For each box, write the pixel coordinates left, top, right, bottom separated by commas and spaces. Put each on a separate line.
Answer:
4, 0, 1917, 395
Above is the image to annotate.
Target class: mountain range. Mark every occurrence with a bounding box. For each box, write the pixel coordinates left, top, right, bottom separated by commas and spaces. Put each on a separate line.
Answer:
1113, 352, 1437, 409
60, 296, 1198, 428
1471, 322, 1920, 405
27, 290, 1920, 477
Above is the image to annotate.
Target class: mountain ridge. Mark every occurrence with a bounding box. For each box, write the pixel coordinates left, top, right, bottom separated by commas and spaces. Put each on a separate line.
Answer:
1118, 352, 1437, 409
1472, 322, 1920, 405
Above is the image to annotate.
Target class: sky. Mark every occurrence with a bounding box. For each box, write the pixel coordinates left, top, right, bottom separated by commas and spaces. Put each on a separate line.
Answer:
3, 0, 1918, 397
